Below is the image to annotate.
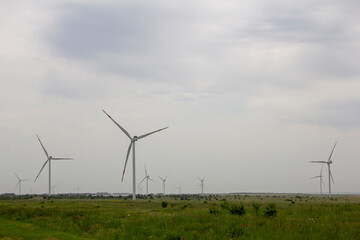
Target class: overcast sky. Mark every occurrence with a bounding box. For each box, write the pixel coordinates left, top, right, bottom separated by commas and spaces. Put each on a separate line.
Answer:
1, 0, 359, 195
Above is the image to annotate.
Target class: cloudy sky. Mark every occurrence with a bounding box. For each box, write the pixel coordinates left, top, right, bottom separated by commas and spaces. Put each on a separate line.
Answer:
1, 0, 359, 195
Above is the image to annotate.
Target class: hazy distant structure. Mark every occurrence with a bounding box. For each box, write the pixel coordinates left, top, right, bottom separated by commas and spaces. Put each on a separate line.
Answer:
159, 175, 169, 195
51, 183, 58, 195
310, 142, 337, 198
198, 177, 205, 194
311, 165, 325, 195
14, 172, 28, 195
139, 164, 153, 195
176, 186, 182, 194
137, 184, 143, 195
102, 109, 168, 200
34, 135, 73, 196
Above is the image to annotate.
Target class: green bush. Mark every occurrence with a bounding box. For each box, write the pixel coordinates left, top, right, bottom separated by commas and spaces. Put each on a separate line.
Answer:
221, 199, 230, 210
161, 201, 168, 208
252, 202, 260, 215
264, 203, 277, 217
229, 203, 246, 216
208, 204, 220, 214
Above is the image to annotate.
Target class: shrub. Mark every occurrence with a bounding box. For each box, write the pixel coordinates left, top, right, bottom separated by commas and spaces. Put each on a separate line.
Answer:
161, 201, 168, 208
264, 203, 277, 217
221, 200, 230, 210
208, 204, 220, 214
229, 203, 246, 216
252, 202, 260, 215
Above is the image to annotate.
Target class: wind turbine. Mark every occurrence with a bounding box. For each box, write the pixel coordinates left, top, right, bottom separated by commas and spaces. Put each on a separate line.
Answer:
137, 183, 143, 195
310, 165, 325, 195
14, 173, 28, 195
198, 177, 205, 194
139, 164, 153, 195
102, 109, 168, 200
310, 142, 337, 198
34, 135, 73, 196
176, 185, 182, 194
159, 175, 169, 195
51, 183, 59, 195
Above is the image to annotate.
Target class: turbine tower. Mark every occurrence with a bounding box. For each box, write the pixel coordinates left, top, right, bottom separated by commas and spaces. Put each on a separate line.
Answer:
310, 142, 337, 198
14, 173, 28, 195
34, 135, 73, 196
102, 109, 168, 200
310, 165, 325, 195
198, 177, 205, 194
159, 175, 169, 195
139, 164, 153, 195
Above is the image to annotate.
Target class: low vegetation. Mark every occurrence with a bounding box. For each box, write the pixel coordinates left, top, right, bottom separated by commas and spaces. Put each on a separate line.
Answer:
0, 194, 359, 239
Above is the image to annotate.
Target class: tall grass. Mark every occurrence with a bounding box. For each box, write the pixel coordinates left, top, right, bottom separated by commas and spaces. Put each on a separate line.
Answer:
0, 195, 359, 239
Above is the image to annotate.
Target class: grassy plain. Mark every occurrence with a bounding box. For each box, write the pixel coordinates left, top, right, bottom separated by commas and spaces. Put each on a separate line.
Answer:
0, 194, 359, 239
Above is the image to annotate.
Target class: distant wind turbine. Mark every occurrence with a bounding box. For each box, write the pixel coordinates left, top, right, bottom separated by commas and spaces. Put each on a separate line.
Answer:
51, 183, 59, 195
159, 175, 169, 195
34, 135, 73, 196
310, 165, 325, 195
102, 109, 168, 200
310, 142, 337, 198
14, 173, 28, 195
176, 186, 182, 194
197, 177, 205, 194
139, 164, 153, 195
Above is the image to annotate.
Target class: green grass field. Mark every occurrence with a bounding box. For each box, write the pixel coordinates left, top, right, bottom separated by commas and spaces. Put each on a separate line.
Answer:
0, 194, 359, 239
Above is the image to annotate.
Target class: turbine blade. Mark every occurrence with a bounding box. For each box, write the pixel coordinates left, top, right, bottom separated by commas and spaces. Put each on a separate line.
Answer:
321, 179, 325, 186
145, 164, 147, 177
36, 135, 49, 158
165, 175, 169, 181
14, 172, 20, 181
310, 176, 321, 179
121, 141, 133, 182
137, 127, 168, 139
51, 158, 73, 160
102, 110, 132, 140
159, 176, 164, 181
139, 176, 147, 185
309, 161, 327, 163
320, 164, 323, 175
328, 142, 337, 162
15, 181, 20, 190
34, 159, 49, 182
149, 177, 154, 182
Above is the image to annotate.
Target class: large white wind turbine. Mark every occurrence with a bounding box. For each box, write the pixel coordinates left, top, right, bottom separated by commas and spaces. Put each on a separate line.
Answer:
198, 177, 205, 194
34, 135, 73, 196
14, 173, 28, 195
102, 109, 168, 200
139, 164, 153, 195
159, 175, 169, 195
310, 165, 325, 195
310, 142, 337, 198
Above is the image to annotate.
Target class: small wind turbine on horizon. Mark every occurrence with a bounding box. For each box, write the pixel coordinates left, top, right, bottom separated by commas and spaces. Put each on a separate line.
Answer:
34, 135, 73, 196
159, 175, 169, 195
14, 173, 28, 195
102, 109, 168, 200
310, 165, 325, 195
197, 177, 205, 194
139, 164, 153, 195
176, 185, 182, 194
51, 183, 59, 195
310, 142, 337, 198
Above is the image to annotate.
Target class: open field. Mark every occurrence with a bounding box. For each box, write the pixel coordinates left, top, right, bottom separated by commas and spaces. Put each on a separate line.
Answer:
0, 194, 359, 239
